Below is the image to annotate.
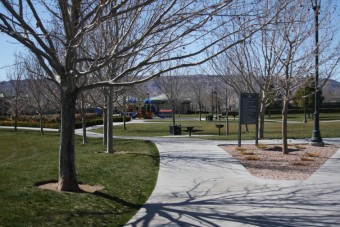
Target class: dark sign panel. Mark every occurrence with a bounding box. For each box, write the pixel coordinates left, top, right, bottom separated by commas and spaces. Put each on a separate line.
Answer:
239, 93, 259, 124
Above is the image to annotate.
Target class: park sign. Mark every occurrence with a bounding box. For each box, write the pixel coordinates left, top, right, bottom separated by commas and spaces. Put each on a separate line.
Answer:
238, 93, 259, 146
239, 93, 259, 124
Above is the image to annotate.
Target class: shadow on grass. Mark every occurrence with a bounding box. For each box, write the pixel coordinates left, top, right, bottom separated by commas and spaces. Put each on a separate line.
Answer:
93, 191, 141, 209
34, 180, 142, 210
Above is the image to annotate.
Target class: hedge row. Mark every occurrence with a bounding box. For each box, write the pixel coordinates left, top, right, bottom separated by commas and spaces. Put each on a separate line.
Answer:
13, 113, 100, 123
266, 108, 340, 115
0, 116, 131, 129
0, 121, 59, 128
0, 116, 9, 121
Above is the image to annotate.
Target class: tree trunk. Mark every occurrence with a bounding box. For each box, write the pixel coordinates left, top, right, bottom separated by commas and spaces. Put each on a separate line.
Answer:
81, 101, 87, 144
103, 109, 107, 145
123, 96, 126, 131
199, 102, 202, 121
172, 104, 176, 135
103, 94, 108, 146
39, 111, 44, 135
58, 80, 80, 192
226, 110, 229, 136
107, 87, 114, 153
259, 101, 265, 139
282, 100, 289, 154
14, 102, 18, 132
14, 114, 18, 132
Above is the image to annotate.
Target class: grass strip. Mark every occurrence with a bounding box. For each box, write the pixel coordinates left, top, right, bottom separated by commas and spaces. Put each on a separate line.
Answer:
91, 118, 340, 140
0, 129, 159, 226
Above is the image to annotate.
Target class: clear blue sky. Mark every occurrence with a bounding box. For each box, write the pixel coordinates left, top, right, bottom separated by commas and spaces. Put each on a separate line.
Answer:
0, 34, 24, 81
3, 36, 338, 82
1, 1, 339, 82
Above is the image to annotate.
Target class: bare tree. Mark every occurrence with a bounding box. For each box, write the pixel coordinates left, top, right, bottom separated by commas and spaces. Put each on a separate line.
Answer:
155, 71, 185, 132
259, 0, 337, 153
208, 0, 285, 138
76, 90, 92, 144
186, 74, 206, 121
21, 54, 54, 134
87, 87, 107, 145
210, 0, 339, 149
7, 55, 27, 132
1, 0, 287, 191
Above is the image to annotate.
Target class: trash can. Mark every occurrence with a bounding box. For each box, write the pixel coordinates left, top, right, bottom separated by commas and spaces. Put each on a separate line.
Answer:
169, 124, 182, 135
206, 115, 213, 121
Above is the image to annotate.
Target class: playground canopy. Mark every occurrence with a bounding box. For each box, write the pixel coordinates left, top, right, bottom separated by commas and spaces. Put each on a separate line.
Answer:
144, 98, 152, 104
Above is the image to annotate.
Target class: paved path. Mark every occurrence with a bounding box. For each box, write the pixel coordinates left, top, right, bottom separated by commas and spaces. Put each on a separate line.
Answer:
125, 137, 340, 227
2, 125, 340, 226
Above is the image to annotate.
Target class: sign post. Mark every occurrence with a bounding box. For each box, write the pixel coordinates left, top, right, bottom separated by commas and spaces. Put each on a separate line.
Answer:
238, 93, 259, 147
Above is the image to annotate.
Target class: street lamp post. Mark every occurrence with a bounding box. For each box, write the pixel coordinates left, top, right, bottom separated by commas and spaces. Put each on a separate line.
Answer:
310, 0, 324, 146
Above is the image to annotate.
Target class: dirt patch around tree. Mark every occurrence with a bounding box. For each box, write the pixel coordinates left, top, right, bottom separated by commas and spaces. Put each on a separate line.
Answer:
219, 143, 339, 180
38, 182, 104, 193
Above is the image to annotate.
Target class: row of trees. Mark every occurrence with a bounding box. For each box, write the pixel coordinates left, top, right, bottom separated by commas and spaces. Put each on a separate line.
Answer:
4, 70, 327, 130
4, 69, 237, 129
207, 0, 339, 153
1, 0, 339, 191
5, 55, 61, 134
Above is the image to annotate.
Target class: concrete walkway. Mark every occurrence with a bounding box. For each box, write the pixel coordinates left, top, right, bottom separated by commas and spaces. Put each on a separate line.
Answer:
2, 125, 339, 226
125, 137, 340, 227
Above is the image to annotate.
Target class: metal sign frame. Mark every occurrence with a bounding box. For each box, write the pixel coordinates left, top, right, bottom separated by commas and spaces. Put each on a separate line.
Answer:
238, 93, 259, 147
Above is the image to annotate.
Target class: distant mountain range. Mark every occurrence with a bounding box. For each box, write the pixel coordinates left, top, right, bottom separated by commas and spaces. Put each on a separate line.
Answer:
322, 79, 340, 102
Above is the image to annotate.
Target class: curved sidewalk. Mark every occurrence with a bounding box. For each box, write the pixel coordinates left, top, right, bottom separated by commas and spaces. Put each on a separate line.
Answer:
126, 138, 340, 227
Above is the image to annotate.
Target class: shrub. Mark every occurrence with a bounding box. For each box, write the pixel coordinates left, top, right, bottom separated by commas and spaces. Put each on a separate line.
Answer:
50, 114, 61, 123
256, 144, 267, 149
0, 121, 13, 126
294, 145, 306, 149
266, 108, 340, 115
0, 114, 129, 129
44, 123, 60, 129
113, 116, 131, 122
300, 157, 314, 162
229, 111, 238, 120
244, 155, 260, 161
0, 116, 9, 121
74, 118, 104, 129
240, 151, 255, 155
292, 161, 309, 166
305, 152, 320, 157
86, 113, 100, 119
0, 121, 41, 128
235, 147, 247, 152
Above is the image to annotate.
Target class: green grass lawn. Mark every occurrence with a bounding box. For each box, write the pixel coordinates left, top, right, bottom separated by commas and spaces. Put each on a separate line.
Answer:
265, 112, 340, 121
0, 130, 159, 226
92, 112, 340, 140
